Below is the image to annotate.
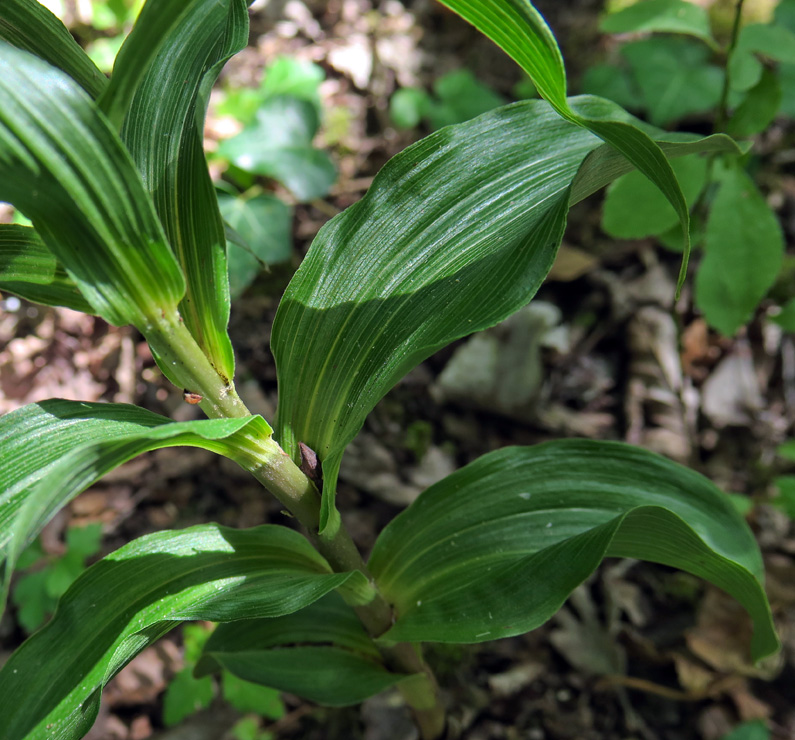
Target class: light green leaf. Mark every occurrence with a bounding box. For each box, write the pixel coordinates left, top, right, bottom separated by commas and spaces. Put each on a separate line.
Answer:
163, 668, 214, 726
389, 87, 431, 129
426, 69, 507, 129
197, 595, 413, 707
438, 0, 695, 292
260, 55, 325, 110
696, 166, 784, 335
0, 42, 185, 329
368, 441, 778, 663
0, 400, 272, 610
730, 23, 795, 92
0, 524, 358, 740
218, 192, 293, 299
620, 37, 724, 126
0, 225, 94, 313
221, 673, 285, 718
727, 68, 782, 137
218, 95, 337, 202
602, 154, 708, 239
118, 0, 250, 383
0, 0, 107, 98
600, 0, 717, 48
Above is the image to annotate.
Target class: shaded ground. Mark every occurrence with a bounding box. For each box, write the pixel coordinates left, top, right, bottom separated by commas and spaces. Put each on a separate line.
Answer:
2, 1, 795, 739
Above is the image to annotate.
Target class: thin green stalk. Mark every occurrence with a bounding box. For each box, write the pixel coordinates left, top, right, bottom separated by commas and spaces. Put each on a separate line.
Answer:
715, 0, 746, 134
144, 313, 447, 738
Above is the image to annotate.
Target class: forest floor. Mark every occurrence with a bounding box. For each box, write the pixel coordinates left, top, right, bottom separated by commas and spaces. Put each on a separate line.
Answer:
1, 1, 795, 739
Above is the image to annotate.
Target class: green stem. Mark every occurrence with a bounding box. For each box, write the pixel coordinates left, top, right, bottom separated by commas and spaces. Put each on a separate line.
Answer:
144, 314, 446, 738
715, 0, 746, 134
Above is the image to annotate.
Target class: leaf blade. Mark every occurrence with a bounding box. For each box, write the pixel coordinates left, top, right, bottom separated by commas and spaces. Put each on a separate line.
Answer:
368, 441, 778, 662
0, 41, 185, 329
0, 524, 357, 740
0, 225, 94, 313
118, 0, 250, 380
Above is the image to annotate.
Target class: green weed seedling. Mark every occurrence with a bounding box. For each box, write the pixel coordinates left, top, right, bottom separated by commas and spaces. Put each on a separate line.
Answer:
587, 0, 794, 336
0, 1, 781, 738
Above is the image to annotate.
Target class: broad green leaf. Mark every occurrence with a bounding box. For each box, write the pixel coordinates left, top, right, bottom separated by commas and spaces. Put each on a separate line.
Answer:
273, 97, 731, 536
118, 0, 250, 383
620, 37, 724, 126
260, 55, 325, 110
602, 154, 708, 239
0, 224, 94, 313
0, 42, 185, 329
273, 98, 601, 535
197, 595, 413, 707
580, 63, 641, 112
200, 646, 412, 707
221, 673, 285, 718
218, 95, 337, 202
729, 23, 795, 92
600, 0, 717, 48
727, 68, 782, 137
218, 192, 293, 299
0, 524, 358, 740
696, 166, 784, 335
426, 69, 507, 129
163, 668, 213, 726
0, 0, 107, 98
437, 0, 694, 292
0, 399, 272, 610
368, 441, 778, 662
571, 133, 742, 206
777, 62, 795, 117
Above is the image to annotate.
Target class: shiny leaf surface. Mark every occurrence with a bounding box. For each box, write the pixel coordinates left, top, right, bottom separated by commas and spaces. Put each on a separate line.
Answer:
369, 441, 778, 663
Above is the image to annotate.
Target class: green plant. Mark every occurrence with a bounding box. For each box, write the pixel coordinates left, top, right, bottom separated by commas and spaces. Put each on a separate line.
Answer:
0, 1, 781, 738
10, 523, 102, 633
586, 0, 795, 336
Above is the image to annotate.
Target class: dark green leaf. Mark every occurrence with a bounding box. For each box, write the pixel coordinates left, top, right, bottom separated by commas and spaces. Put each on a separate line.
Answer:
621, 37, 724, 126
0, 524, 359, 740
273, 98, 603, 535
602, 154, 708, 239
368, 441, 778, 663
273, 97, 730, 536
0, 0, 107, 98
118, 0, 250, 383
197, 595, 414, 706
580, 63, 641, 112
203, 646, 412, 707
727, 68, 782, 137
0, 225, 94, 313
696, 166, 784, 335
218, 192, 293, 299
218, 95, 337, 202
0, 399, 271, 609
426, 69, 507, 129
600, 0, 716, 48
0, 42, 185, 329
437, 0, 695, 293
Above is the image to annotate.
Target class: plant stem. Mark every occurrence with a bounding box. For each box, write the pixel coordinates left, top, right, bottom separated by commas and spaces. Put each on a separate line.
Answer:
715, 0, 746, 134
145, 314, 447, 737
